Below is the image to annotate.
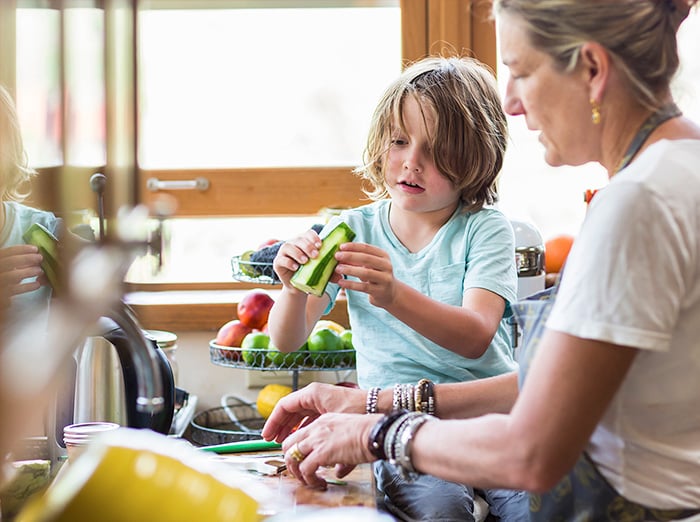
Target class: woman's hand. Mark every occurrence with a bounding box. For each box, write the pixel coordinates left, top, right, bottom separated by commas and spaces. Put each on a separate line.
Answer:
281, 412, 379, 490
262, 382, 367, 443
0, 245, 45, 305
334, 242, 398, 309
273, 229, 322, 289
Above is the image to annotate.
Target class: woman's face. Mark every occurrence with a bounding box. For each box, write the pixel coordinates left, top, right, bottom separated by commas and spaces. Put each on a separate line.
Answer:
498, 14, 595, 167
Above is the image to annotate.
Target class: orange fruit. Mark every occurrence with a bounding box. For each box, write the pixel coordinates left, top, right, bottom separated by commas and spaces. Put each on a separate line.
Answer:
544, 234, 575, 274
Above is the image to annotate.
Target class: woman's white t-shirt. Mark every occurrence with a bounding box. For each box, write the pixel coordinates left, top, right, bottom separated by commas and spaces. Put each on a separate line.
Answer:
547, 139, 700, 510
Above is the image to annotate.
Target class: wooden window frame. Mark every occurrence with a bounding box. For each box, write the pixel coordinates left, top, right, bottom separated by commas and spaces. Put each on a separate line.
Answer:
5, 1, 497, 330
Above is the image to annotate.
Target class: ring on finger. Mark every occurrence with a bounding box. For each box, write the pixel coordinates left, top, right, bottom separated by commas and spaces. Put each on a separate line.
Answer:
289, 442, 306, 463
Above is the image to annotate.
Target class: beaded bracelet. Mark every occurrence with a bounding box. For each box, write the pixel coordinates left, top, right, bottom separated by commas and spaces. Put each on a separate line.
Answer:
365, 386, 380, 414
367, 409, 407, 460
392, 384, 401, 411
393, 381, 435, 414
401, 383, 415, 411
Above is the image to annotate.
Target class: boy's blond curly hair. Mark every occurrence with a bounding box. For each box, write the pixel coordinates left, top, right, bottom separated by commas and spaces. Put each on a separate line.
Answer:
355, 56, 507, 213
0, 85, 36, 203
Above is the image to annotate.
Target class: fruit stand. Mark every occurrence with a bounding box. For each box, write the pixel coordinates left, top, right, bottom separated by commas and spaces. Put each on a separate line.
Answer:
209, 341, 356, 391
219, 254, 356, 391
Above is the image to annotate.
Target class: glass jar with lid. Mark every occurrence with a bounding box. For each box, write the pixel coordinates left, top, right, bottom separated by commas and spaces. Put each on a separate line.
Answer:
145, 330, 179, 387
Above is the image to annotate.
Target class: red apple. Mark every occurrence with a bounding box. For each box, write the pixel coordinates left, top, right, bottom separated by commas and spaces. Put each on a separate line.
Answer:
215, 319, 253, 347
237, 290, 275, 330
335, 381, 360, 389
257, 238, 280, 250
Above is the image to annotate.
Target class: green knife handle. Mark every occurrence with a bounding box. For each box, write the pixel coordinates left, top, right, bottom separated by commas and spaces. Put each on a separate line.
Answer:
199, 439, 282, 453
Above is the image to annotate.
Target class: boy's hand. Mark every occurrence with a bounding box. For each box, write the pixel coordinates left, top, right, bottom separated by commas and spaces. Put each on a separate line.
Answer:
0, 245, 45, 304
273, 229, 322, 289
334, 242, 398, 308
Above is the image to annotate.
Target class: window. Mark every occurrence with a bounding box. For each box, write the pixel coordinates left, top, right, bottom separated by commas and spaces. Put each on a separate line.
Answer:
138, 5, 401, 170
130, 1, 402, 283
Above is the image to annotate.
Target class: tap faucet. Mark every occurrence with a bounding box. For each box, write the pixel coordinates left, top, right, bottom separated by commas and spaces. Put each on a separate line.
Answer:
107, 301, 165, 414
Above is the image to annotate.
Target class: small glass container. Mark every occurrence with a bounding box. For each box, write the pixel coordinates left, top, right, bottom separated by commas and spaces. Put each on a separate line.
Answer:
146, 329, 179, 386
63, 422, 120, 461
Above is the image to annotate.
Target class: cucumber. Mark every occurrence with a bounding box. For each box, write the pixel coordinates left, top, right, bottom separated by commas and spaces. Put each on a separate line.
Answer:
22, 223, 62, 294
290, 221, 356, 297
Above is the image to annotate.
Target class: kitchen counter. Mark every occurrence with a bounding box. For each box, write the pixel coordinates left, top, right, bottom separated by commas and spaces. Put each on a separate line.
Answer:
214, 449, 377, 518
9, 432, 380, 521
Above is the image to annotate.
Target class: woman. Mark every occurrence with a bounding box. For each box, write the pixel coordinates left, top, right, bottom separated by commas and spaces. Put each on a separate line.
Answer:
263, 0, 700, 518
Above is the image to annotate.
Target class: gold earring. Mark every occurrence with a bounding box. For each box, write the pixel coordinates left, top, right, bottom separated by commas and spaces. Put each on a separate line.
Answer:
590, 98, 601, 125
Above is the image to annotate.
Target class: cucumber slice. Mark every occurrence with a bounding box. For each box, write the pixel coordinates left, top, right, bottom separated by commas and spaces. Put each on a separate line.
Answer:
290, 221, 355, 297
22, 223, 62, 294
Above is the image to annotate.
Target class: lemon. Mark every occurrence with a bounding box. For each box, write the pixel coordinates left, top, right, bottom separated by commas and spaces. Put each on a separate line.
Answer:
312, 320, 346, 335
256, 384, 293, 419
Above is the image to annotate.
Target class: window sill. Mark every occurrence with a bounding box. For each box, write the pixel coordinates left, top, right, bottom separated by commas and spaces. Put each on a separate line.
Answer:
126, 289, 349, 332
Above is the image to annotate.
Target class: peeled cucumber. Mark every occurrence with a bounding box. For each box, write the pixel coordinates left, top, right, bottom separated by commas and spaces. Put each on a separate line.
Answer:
290, 221, 356, 297
22, 223, 62, 294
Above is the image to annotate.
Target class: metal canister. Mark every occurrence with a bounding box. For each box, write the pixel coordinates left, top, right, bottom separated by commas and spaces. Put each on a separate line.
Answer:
510, 220, 546, 299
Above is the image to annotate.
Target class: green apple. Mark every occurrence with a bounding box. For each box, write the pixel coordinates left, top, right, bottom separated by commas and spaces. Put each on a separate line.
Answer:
307, 328, 342, 351
266, 342, 306, 368
338, 329, 356, 366
339, 330, 353, 350
241, 331, 270, 367
307, 328, 342, 368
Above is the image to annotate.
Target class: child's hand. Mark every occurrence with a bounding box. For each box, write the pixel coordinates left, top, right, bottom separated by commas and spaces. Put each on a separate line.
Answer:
334, 242, 398, 308
273, 229, 323, 289
0, 245, 45, 303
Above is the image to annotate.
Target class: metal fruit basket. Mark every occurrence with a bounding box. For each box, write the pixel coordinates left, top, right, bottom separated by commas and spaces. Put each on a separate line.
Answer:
189, 396, 264, 446
209, 340, 356, 371
231, 254, 280, 284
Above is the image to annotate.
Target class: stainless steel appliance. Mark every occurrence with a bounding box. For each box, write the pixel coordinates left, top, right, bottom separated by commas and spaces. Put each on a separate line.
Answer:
47, 306, 175, 465
510, 219, 545, 299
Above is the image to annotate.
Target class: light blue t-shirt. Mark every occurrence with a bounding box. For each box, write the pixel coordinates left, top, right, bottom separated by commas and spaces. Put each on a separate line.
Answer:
325, 200, 518, 389
2, 201, 61, 327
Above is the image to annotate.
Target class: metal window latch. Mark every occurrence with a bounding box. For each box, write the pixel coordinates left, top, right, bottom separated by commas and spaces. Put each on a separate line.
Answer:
146, 177, 210, 192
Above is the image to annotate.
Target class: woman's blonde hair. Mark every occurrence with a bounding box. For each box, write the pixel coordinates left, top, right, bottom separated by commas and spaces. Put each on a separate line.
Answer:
355, 56, 507, 213
493, 0, 698, 111
0, 85, 36, 202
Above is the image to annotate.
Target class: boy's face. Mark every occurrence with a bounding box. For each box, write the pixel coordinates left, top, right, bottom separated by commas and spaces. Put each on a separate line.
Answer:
384, 96, 460, 215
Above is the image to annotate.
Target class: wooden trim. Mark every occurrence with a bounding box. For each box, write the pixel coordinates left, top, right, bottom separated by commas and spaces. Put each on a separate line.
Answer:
24, 167, 62, 212
104, 0, 138, 216
125, 281, 279, 292
400, 1, 497, 74
427, 0, 471, 57
137, 167, 369, 217
471, 0, 497, 73
127, 290, 349, 331
0, 1, 17, 92
401, 0, 428, 64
